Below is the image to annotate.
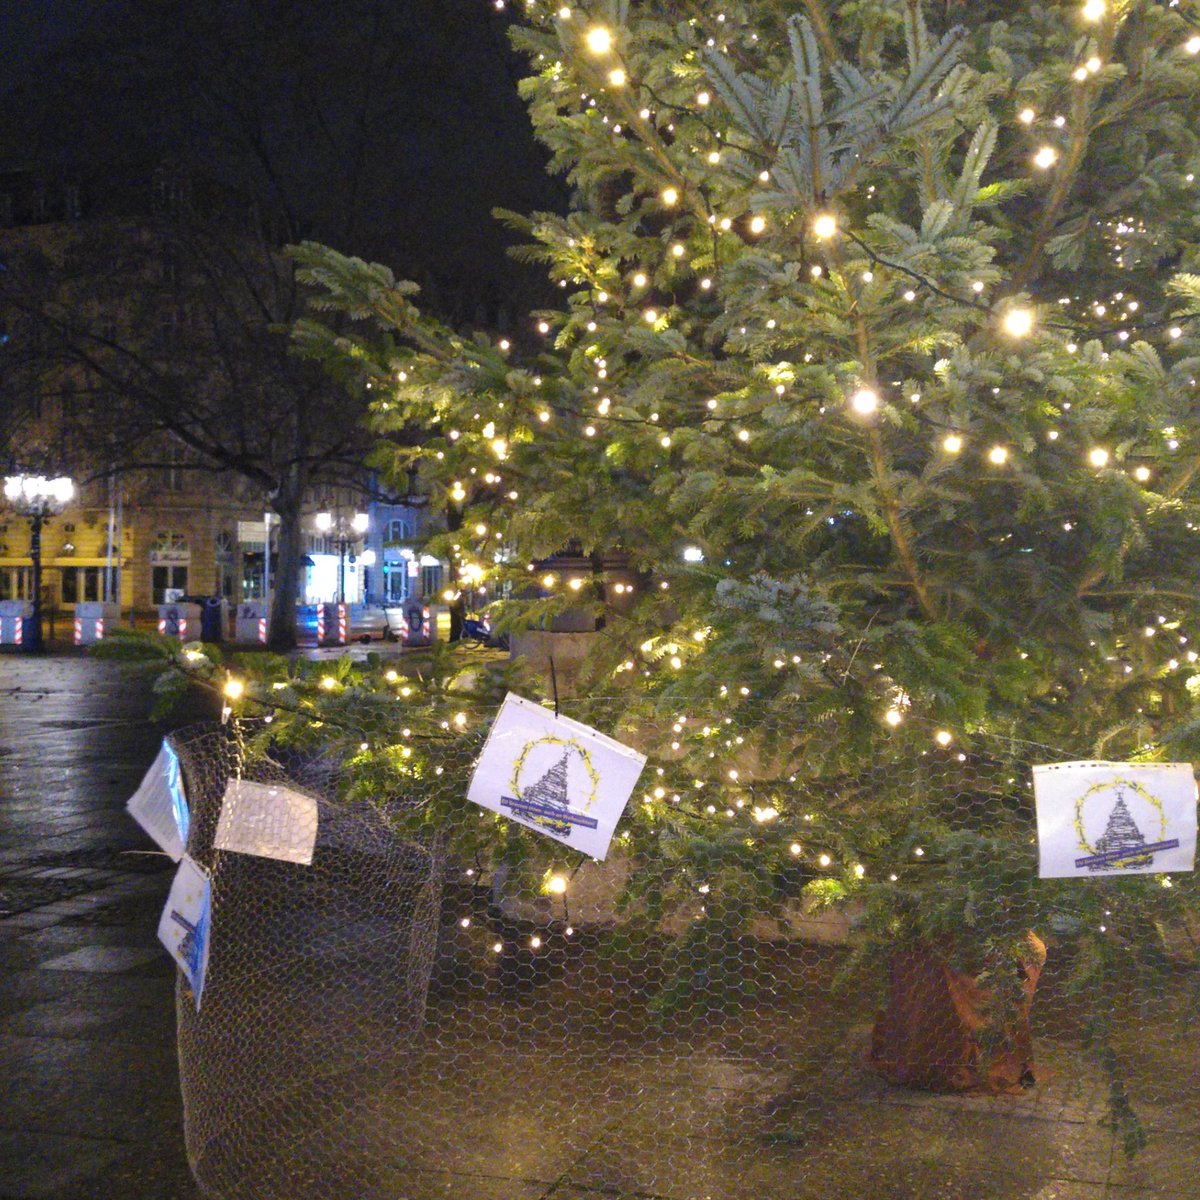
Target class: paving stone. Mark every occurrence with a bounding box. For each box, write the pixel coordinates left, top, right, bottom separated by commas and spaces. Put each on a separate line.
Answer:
0, 1129, 130, 1199
39, 946, 160, 974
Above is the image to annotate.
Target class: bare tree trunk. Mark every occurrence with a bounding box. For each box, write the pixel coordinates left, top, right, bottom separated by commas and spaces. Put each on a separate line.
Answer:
268, 499, 303, 651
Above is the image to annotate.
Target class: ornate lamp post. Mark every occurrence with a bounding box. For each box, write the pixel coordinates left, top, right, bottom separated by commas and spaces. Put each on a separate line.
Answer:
3, 473, 75, 652
314, 509, 368, 604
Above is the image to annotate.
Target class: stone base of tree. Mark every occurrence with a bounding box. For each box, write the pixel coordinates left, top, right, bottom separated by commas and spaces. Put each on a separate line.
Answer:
868, 934, 1046, 1093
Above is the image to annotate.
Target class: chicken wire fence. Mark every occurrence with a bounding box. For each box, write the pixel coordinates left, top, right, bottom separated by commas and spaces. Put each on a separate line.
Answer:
167, 705, 1200, 1200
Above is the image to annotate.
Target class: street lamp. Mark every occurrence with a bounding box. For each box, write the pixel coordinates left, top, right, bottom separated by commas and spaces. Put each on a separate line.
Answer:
314, 510, 368, 604
3, 473, 75, 652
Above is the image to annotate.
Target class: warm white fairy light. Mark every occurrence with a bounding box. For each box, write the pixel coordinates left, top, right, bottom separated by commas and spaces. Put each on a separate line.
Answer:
748, 214, 766, 234
661, 186, 679, 206
223, 677, 245, 701
1186, 35, 1200, 55
1134, 466, 1152, 483
547, 873, 568, 894
1018, 107, 1036, 124
1082, 0, 1105, 21
849, 387, 880, 416
943, 434, 963, 454
608, 68, 626, 86
988, 445, 1010, 466
1033, 145, 1059, 170
1088, 447, 1110, 468
884, 707, 904, 727
812, 213, 838, 240
632, 271, 647, 287
1002, 308, 1035, 338
585, 25, 612, 53
935, 730, 953, 747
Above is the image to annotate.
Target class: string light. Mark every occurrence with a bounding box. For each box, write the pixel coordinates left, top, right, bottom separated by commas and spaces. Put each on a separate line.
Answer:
988, 445, 1010, 466
1134, 466, 1152, 483
223, 678, 245, 701
1186, 36, 1200, 55
849, 387, 880, 416
1018, 107, 1036, 124
585, 26, 612, 54
1081, 0, 1105, 21
1002, 308, 1035, 338
608, 68, 626, 86
1088, 448, 1110, 468
547, 874, 568, 894
748, 214, 766, 234
935, 730, 953, 747
1033, 145, 1059, 170
942, 434, 964, 454
812, 213, 837, 240
661, 187, 679, 206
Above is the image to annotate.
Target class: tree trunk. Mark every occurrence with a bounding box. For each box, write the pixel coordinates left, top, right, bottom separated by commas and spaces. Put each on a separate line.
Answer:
267, 500, 303, 651
868, 933, 1046, 1094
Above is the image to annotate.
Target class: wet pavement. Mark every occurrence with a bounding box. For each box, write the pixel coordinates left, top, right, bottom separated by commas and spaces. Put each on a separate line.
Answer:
0, 654, 207, 1200
1, 654, 1196, 1200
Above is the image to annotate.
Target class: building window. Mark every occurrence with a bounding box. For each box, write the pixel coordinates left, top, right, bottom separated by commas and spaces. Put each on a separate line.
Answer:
0, 568, 31, 600
61, 567, 101, 605
421, 564, 442, 598
150, 531, 190, 602
387, 516, 416, 543
152, 565, 189, 604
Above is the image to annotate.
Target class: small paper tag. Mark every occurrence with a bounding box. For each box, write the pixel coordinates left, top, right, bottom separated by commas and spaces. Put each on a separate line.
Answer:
1033, 761, 1198, 879
467, 694, 646, 861
158, 855, 212, 1010
126, 740, 189, 861
214, 779, 319, 865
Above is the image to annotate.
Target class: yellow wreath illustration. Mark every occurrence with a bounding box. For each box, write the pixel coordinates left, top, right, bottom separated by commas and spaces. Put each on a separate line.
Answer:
510, 735, 600, 812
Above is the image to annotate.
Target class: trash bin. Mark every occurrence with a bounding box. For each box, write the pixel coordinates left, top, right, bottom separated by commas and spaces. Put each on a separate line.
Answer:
158, 602, 203, 641
0, 599, 33, 645
73, 601, 122, 645
199, 597, 227, 643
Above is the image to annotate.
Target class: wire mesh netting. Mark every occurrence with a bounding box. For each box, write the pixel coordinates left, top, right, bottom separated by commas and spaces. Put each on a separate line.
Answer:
167, 704, 1200, 1200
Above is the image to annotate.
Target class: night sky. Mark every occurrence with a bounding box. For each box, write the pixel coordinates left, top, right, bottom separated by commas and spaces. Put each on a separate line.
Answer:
0, 0, 565, 314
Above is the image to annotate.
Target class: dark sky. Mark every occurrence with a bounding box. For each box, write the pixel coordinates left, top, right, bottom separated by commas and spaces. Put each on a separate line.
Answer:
0, 1, 93, 90
0, 0, 565, 310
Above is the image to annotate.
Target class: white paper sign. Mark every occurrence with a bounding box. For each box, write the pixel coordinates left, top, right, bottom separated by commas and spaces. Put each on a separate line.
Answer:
158, 855, 211, 1010
126, 740, 189, 861
467, 693, 647, 860
1033, 761, 1197, 879
214, 779, 318, 865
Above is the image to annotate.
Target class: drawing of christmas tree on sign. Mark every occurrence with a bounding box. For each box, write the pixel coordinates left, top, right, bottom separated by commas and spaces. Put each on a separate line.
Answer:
1089, 790, 1154, 871
1074, 778, 1179, 872
502, 739, 600, 835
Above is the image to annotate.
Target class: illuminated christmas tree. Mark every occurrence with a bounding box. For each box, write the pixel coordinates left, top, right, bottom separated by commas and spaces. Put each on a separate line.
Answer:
212, 0, 1200, 1092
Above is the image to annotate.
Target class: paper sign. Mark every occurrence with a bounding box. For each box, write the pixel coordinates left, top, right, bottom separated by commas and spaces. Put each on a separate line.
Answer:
126, 740, 190, 861
214, 779, 319, 865
158, 855, 211, 1010
467, 693, 647, 860
1033, 761, 1197, 878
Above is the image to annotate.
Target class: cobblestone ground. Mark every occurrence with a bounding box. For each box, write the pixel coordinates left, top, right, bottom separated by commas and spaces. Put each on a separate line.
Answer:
0, 654, 208, 1200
